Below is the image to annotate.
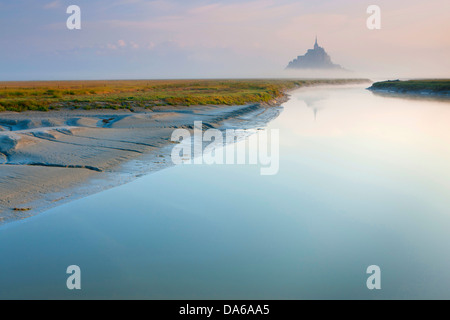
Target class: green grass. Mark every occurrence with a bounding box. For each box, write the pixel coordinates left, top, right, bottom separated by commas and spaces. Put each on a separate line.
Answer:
0, 79, 369, 112
369, 79, 450, 94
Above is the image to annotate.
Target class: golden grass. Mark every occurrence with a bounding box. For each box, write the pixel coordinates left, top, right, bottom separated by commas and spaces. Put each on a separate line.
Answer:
0, 79, 369, 112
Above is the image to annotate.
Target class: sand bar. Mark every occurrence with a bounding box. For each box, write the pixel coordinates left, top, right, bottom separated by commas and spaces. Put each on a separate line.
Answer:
0, 100, 285, 224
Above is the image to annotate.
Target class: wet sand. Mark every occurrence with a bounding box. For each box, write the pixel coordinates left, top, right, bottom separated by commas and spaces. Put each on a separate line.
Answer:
0, 100, 286, 224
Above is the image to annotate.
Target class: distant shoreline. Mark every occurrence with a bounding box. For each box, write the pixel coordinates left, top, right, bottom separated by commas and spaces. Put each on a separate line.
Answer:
367, 80, 450, 99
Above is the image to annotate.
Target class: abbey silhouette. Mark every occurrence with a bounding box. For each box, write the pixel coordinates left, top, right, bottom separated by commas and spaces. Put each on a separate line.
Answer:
286, 37, 344, 70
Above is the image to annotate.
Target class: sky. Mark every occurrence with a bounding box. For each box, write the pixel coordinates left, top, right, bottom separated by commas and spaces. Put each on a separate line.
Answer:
0, 0, 449, 80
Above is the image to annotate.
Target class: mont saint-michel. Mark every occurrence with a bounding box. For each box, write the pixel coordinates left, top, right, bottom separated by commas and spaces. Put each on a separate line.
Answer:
286, 37, 344, 70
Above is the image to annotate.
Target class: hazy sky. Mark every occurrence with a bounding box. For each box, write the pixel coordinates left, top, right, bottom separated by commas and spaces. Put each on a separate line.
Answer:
0, 0, 449, 80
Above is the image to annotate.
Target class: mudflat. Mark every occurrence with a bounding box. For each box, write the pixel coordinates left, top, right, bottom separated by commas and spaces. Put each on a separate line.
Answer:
0, 79, 371, 224
0, 102, 284, 223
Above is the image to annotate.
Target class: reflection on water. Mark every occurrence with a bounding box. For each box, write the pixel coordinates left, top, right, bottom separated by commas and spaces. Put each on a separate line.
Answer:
297, 91, 330, 121
1, 84, 450, 299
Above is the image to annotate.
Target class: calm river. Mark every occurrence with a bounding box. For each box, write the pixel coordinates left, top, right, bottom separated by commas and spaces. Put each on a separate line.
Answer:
1, 84, 450, 299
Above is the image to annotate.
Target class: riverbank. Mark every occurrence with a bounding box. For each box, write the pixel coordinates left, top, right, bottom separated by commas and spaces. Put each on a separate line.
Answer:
367, 79, 450, 98
0, 79, 369, 224
0, 103, 282, 224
